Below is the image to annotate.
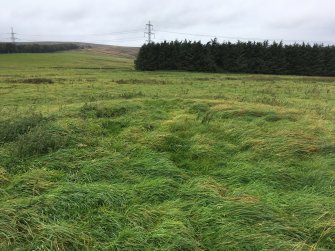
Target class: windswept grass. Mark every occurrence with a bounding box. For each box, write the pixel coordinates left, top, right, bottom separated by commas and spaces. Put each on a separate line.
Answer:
0, 51, 334, 250
0, 113, 47, 144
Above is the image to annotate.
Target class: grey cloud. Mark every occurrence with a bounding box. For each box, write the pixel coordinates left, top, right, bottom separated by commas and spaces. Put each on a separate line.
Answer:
0, 0, 334, 46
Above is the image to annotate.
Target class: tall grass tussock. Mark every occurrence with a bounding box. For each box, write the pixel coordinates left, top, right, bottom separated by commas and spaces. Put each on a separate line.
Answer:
0, 51, 334, 250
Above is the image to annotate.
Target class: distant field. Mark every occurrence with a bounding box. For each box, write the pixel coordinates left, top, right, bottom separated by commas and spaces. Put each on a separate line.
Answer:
0, 51, 335, 250
82, 44, 139, 58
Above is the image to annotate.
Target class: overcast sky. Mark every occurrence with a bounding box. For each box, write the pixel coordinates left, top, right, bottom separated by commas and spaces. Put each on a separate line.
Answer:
1, 0, 334, 46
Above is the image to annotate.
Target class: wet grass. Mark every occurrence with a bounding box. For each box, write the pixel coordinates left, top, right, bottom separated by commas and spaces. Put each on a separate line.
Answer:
0, 51, 335, 250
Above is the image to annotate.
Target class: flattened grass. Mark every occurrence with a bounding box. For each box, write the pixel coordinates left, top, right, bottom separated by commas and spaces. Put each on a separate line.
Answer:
0, 52, 334, 250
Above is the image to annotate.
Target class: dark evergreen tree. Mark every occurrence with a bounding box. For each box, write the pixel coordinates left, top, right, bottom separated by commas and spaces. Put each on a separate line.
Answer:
135, 40, 335, 76
0, 43, 80, 54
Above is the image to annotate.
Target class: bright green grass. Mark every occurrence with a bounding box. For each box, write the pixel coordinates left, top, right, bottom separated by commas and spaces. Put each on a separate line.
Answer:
0, 51, 335, 250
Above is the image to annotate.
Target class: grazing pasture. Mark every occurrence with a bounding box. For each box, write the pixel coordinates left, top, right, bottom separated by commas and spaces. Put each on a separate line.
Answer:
0, 51, 334, 250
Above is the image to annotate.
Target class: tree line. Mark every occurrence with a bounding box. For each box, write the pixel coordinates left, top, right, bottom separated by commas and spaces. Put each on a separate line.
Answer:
0, 43, 80, 54
135, 40, 335, 76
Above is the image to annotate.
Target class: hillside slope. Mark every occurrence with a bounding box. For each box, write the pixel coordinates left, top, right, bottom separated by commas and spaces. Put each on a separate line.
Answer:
12, 42, 139, 59
82, 44, 139, 58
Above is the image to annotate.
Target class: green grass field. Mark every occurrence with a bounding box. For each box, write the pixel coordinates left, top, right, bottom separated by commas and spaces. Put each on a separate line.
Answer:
0, 51, 335, 250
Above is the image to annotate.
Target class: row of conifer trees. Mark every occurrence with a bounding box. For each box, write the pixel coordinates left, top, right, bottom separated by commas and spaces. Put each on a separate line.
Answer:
135, 40, 335, 76
0, 43, 79, 54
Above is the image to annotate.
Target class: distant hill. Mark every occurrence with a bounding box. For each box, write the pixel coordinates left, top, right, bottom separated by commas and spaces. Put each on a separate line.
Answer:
9, 42, 139, 59
81, 44, 139, 59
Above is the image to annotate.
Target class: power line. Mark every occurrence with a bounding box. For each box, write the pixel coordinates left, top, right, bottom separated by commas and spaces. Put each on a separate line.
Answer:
15, 36, 145, 44
17, 29, 143, 37
2, 24, 334, 46
2, 27, 146, 45
156, 29, 335, 45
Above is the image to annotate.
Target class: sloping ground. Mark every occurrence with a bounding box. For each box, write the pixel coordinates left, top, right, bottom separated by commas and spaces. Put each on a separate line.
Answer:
14, 42, 139, 59
82, 44, 139, 59
0, 52, 334, 250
